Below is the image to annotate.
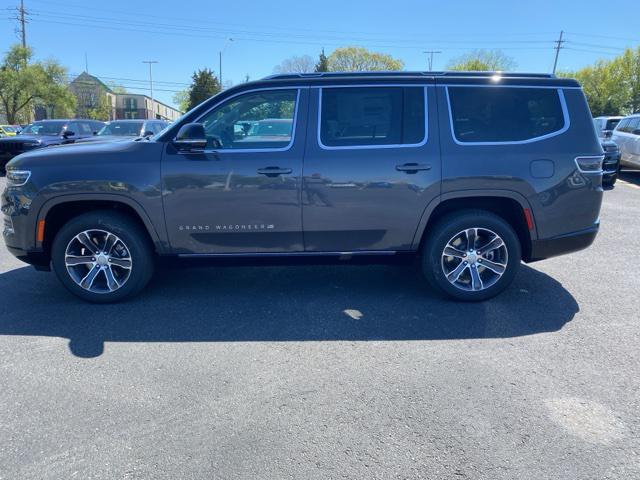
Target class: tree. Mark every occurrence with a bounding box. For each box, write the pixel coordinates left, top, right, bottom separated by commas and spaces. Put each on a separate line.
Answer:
87, 93, 113, 121
107, 81, 127, 94
327, 47, 403, 71
273, 55, 316, 73
0, 45, 76, 124
315, 49, 329, 72
172, 89, 190, 113
447, 49, 516, 71
187, 68, 221, 111
561, 47, 640, 116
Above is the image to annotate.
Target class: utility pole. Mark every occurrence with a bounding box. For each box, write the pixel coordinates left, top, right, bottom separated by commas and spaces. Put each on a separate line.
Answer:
552, 30, 565, 75
219, 38, 234, 90
18, 0, 27, 48
423, 50, 442, 71
142, 60, 158, 119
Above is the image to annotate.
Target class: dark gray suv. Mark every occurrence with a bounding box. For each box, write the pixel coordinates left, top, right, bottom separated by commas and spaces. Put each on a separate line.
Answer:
2, 72, 604, 303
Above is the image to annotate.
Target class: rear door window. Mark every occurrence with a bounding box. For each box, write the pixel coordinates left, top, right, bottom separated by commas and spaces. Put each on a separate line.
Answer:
627, 118, 640, 134
319, 86, 426, 148
447, 86, 567, 143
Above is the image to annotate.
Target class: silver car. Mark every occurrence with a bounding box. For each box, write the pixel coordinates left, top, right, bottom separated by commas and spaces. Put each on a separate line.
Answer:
593, 116, 623, 140
610, 114, 640, 169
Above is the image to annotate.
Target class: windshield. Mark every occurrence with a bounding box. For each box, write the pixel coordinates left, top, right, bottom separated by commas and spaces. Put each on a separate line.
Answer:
249, 120, 293, 136
20, 121, 66, 136
97, 121, 143, 136
1, 126, 16, 133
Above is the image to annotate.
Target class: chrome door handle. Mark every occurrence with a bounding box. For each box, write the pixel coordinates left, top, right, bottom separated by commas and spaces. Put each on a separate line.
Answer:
395, 163, 432, 173
257, 166, 293, 177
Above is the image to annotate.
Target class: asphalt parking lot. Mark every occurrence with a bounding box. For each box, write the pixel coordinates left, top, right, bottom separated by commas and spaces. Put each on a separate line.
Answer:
1, 173, 639, 479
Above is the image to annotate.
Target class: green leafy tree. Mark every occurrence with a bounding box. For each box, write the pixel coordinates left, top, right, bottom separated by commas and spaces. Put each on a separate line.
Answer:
327, 47, 404, 71
187, 68, 221, 111
107, 81, 127, 94
87, 93, 113, 121
0, 45, 76, 124
561, 47, 640, 116
447, 49, 516, 71
172, 89, 190, 113
315, 49, 329, 72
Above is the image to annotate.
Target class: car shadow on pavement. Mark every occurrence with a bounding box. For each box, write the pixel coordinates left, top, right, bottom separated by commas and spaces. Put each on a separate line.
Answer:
619, 170, 640, 186
0, 262, 579, 358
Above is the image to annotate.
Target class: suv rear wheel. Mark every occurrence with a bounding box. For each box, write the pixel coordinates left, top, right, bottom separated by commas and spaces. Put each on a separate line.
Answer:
51, 211, 154, 303
422, 210, 522, 301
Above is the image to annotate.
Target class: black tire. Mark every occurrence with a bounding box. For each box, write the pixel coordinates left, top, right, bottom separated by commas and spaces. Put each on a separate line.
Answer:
51, 210, 154, 303
422, 210, 522, 301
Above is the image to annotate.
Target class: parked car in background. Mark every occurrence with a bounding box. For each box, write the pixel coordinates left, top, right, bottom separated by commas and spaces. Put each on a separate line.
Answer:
0, 125, 18, 137
601, 141, 621, 187
2, 71, 604, 303
610, 114, 640, 169
0, 119, 105, 173
593, 116, 623, 140
74, 119, 169, 144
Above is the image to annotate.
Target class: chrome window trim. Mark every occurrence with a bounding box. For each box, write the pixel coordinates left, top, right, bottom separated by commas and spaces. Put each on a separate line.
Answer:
316, 84, 429, 151
439, 83, 583, 90
188, 87, 303, 154
445, 86, 571, 146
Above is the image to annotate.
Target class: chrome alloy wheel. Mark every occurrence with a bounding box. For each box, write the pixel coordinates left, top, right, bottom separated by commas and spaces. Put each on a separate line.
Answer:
441, 228, 508, 292
64, 229, 132, 294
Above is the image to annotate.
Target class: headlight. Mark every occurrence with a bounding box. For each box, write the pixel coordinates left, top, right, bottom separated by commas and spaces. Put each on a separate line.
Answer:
6, 169, 31, 186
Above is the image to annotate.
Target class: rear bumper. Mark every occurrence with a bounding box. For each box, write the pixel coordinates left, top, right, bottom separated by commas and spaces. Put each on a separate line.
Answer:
527, 223, 599, 262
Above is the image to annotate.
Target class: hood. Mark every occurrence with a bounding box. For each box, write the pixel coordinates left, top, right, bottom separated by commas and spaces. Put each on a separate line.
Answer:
0, 134, 62, 145
7, 138, 161, 171
74, 135, 137, 144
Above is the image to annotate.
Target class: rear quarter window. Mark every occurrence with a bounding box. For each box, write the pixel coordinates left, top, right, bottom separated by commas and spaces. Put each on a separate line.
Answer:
447, 86, 567, 143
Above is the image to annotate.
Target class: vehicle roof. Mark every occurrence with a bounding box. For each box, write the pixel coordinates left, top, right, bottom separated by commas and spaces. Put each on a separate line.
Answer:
30, 119, 103, 123
254, 71, 580, 88
595, 116, 624, 119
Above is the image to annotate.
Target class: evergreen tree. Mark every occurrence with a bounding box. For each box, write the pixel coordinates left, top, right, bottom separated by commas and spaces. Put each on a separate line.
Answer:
187, 68, 221, 111
315, 49, 329, 72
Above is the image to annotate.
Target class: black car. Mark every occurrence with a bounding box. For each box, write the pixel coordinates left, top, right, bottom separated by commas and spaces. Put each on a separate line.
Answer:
3, 71, 604, 303
0, 119, 104, 174
74, 119, 169, 144
602, 141, 621, 188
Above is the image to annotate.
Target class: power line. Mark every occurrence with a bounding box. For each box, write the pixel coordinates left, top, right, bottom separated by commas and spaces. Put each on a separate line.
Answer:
26, 8, 558, 49
26, 0, 560, 41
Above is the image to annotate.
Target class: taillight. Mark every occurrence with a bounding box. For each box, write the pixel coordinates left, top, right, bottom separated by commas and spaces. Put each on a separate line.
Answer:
575, 155, 604, 173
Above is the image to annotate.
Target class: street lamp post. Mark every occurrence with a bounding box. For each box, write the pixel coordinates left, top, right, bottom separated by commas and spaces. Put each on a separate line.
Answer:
142, 60, 158, 119
219, 38, 233, 89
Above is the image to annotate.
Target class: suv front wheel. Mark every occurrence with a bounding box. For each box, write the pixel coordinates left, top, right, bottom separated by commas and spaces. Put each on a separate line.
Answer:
422, 210, 522, 301
51, 211, 154, 303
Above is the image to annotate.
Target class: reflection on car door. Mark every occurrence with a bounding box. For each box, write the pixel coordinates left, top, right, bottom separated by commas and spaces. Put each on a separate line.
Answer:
161, 87, 308, 254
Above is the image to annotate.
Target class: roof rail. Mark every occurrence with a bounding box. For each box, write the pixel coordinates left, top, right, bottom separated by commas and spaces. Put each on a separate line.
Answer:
262, 71, 556, 80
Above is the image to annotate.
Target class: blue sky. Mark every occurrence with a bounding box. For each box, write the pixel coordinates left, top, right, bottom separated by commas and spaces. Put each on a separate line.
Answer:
1, 0, 638, 108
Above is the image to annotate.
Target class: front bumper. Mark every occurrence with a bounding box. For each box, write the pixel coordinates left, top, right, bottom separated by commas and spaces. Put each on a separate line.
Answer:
528, 223, 599, 262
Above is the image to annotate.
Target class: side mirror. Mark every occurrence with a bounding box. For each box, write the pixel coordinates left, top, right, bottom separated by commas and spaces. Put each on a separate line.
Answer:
173, 123, 207, 151
63, 130, 75, 138
603, 129, 613, 138
143, 130, 155, 137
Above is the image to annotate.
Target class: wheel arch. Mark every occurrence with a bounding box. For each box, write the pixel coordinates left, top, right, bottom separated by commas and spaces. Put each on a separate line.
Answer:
412, 190, 537, 261
36, 194, 167, 258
